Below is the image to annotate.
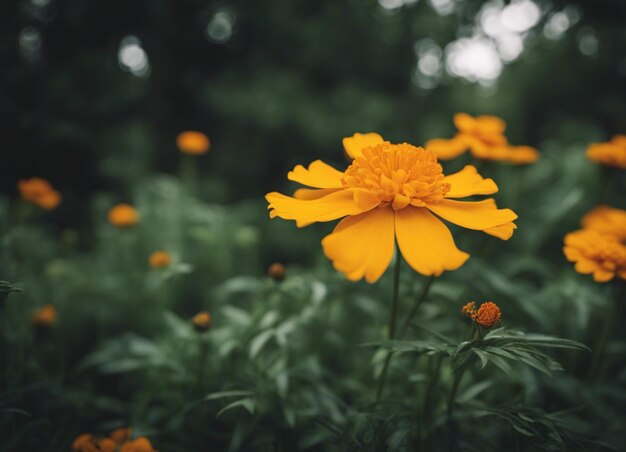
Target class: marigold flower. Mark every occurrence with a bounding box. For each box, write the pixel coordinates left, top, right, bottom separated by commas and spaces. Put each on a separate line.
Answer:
192, 311, 212, 332
564, 229, 626, 282
72, 434, 99, 452
149, 251, 171, 269
31, 304, 57, 327
120, 437, 156, 452
460, 301, 477, 318
473, 301, 502, 328
581, 205, 626, 241
97, 438, 117, 452
177, 131, 210, 155
17, 178, 62, 210
586, 135, 626, 169
108, 204, 139, 228
265, 135, 518, 283
426, 113, 539, 164
268, 262, 286, 281
109, 427, 132, 444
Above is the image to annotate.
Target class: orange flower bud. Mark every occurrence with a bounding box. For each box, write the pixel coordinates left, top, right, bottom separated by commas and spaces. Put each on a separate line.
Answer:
17, 178, 62, 210
192, 311, 212, 332
149, 251, 171, 269
109, 427, 132, 445
473, 301, 502, 328
108, 204, 139, 228
31, 304, 57, 327
460, 301, 477, 318
72, 433, 99, 452
177, 131, 210, 155
97, 438, 117, 452
267, 263, 286, 281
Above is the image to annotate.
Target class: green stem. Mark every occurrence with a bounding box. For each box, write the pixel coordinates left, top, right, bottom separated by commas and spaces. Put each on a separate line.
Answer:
447, 367, 466, 422
197, 337, 209, 393
376, 249, 402, 401
398, 276, 436, 339
587, 283, 625, 382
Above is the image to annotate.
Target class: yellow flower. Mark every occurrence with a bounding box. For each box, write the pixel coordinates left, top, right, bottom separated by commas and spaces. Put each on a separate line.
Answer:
581, 205, 626, 241
31, 304, 57, 327
267, 262, 286, 281
426, 113, 539, 164
149, 251, 171, 269
177, 131, 210, 155
472, 301, 502, 328
564, 229, 626, 282
192, 311, 212, 332
17, 178, 62, 210
265, 135, 518, 283
120, 437, 156, 452
586, 135, 626, 169
108, 204, 139, 228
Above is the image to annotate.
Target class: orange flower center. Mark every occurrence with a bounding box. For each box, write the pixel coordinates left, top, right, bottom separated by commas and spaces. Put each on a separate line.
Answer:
341, 143, 450, 211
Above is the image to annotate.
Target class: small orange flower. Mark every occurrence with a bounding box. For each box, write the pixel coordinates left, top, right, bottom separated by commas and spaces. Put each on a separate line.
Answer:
267, 263, 286, 281
109, 427, 132, 445
564, 229, 626, 282
426, 113, 539, 164
460, 301, 477, 318
120, 437, 156, 452
31, 304, 57, 327
72, 434, 99, 452
97, 438, 117, 452
177, 131, 210, 155
473, 301, 502, 328
149, 251, 171, 269
18, 178, 62, 210
108, 204, 139, 228
192, 311, 212, 332
586, 135, 626, 169
581, 205, 626, 241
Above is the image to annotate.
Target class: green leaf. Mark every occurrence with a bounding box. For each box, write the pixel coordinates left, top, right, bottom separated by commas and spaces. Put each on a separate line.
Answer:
217, 398, 256, 417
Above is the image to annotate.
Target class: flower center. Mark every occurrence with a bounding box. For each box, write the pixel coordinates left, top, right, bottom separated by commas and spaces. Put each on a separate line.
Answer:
341, 142, 450, 211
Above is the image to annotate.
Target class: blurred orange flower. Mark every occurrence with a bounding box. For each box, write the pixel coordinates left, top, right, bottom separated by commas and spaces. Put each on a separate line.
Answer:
564, 229, 626, 282
108, 204, 139, 228
18, 177, 62, 210
473, 301, 502, 328
426, 113, 539, 164
120, 437, 156, 452
109, 427, 132, 445
266, 135, 517, 283
267, 262, 286, 281
72, 434, 98, 452
149, 251, 171, 269
192, 311, 212, 332
586, 135, 626, 169
460, 301, 477, 318
31, 304, 57, 327
72, 429, 155, 452
177, 131, 210, 155
581, 205, 626, 241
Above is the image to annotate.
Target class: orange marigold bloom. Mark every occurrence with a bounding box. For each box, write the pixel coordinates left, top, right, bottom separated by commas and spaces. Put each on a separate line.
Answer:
267, 262, 286, 281
109, 427, 132, 445
72, 434, 99, 452
564, 229, 626, 282
426, 113, 539, 164
581, 205, 626, 241
473, 301, 502, 328
108, 204, 139, 228
265, 134, 518, 283
97, 438, 117, 452
460, 301, 477, 318
586, 135, 626, 169
192, 311, 212, 332
177, 131, 210, 155
31, 304, 57, 327
149, 251, 171, 269
120, 437, 156, 452
18, 178, 62, 210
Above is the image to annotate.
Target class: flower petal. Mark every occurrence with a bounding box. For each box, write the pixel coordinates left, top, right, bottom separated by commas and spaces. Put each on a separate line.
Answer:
443, 165, 498, 198
395, 207, 469, 276
342, 132, 384, 159
288, 160, 344, 188
483, 222, 517, 240
426, 136, 468, 160
293, 188, 341, 200
427, 199, 518, 238
322, 207, 395, 283
266, 190, 365, 227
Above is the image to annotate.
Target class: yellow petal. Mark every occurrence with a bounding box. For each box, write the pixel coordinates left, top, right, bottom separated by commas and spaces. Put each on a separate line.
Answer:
266, 190, 365, 227
593, 269, 614, 282
427, 199, 518, 237
475, 115, 506, 135
505, 145, 540, 164
395, 207, 469, 276
483, 222, 517, 240
342, 132, 384, 159
293, 188, 341, 200
443, 165, 498, 198
322, 207, 395, 283
288, 160, 344, 188
453, 113, 477, 134
425, 136, 468, 160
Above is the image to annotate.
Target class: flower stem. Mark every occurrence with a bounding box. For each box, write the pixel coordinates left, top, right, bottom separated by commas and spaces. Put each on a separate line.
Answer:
447, 366, 466, 422
587, 283, 625, 382
398, 275, 435, 339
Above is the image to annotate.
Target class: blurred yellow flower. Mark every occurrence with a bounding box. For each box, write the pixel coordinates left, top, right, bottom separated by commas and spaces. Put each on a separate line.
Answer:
120, 437, 156, 452
426, 113, 540, 164
586, 135, 626, 169
266, 135, 518, 283
108, 204, 139, 228
31, 304, 57, 327
192, 311, 212, 332
473, 301, 502, 328
149, 251, 171, 268
18, 177, 62, 210
581, 205, 626, 241
564, 229, 626, 282
177, 131, 210, 155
